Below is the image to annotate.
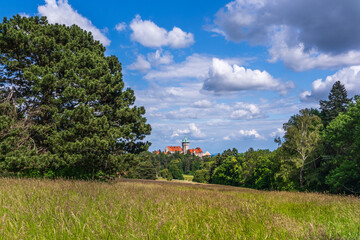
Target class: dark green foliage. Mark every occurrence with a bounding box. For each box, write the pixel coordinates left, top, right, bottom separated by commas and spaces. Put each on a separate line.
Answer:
210, 149, 276, 188
0, 15, 151, 178
192, 169, 210, 183
323, 96, 360, 194
159, 169, 173, 181
212, 156, 240, 186
169, 160, 184, 180
320, 81, 351, 127
152, 151, 202, 175
135, 160, 156, 180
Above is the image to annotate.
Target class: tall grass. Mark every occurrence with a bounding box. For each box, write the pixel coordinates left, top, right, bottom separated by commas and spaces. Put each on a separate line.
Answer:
0, 178, 359, 239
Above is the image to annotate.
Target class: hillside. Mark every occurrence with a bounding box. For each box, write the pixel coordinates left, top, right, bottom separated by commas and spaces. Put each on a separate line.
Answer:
0, 178, 359, 239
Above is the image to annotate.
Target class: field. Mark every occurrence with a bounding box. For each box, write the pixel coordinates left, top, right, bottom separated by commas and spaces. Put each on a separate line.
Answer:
182, 174, 194, 181
0, 178, 359, 239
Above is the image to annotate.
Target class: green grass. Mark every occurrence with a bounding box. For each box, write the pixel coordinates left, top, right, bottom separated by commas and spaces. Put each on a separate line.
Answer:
0, 178, 359, 239
183, 174, 194, 181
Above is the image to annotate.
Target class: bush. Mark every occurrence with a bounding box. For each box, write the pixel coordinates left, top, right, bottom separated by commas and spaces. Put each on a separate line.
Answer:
135, 161, 157, 180
159, 169, 173, 181
193, 169, 210, 183
169, 161, 184, 180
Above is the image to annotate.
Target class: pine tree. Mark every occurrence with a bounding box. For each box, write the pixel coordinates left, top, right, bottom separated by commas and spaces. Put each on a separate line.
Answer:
0, 15, 151, 177
320, 81, 351, 127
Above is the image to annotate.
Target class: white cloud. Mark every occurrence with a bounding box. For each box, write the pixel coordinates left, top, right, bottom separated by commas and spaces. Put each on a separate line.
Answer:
192, 100, 213, 108
213, 0, 267, 44
171, 123, 205, 138
129, 15, 194, 48
223, 136, 231, 141
203, 58, 293, 93
189, 123, 206, 138
147, 50, 173, 66
128, 50, 173, 73
144, 54, 247, 82
38, 0, 110, 46
301, 66, 360, 101
171, 128, 190, 138
115, 22, 127, 31
270, 128, 285, 138
268, 27, 360, 71
224, 129, 265, 140
239, 129, 265, 139
230, 103, 262, 120
145, 54, 213, 80
127, 55, 151, 72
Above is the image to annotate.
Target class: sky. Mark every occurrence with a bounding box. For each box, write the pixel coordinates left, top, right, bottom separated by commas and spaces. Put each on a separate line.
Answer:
2, 0, 360, 153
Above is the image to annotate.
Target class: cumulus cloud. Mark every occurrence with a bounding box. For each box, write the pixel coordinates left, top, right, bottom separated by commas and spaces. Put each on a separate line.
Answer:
38, 0, 110, 46
127, 55, 151, 72
203, 58, 294, 93
147, 50, 173, 66
171, 123, 205, 138
128, 50, 173, 73
230, 102, 263, 120
115, 22, 127, 31
171, 128, 190, 138
270, 128, 285, 138
301, 66, 360, 101
224, 129, 265, 140
239, 129, 264, 139
192, 100, 213, 108
212, 0, 360, 70
129, 15, 194, 48
268, 27, 360, 71
145, 54, 214, 80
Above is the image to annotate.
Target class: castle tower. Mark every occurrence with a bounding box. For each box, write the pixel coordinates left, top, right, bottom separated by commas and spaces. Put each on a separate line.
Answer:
182, 136, 189, 154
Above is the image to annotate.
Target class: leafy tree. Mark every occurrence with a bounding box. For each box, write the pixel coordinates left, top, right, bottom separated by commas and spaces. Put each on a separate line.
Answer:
241, 149, 273, 189
193, 169, 210, 183
0, 15, 151, 177
282, 109, 323, 188
212, 156, 241, 186
320, 81, 351, 127
159, 169, 173, 181
324, 96, 360, 194
169, 160, 184, 180
135, 160, 156, 180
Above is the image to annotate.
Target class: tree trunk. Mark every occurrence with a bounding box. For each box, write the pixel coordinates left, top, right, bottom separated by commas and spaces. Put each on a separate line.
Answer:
299, 165, 304, 188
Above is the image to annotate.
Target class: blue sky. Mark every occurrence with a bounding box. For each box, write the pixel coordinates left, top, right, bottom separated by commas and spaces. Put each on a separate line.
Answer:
2, 0, 360, 153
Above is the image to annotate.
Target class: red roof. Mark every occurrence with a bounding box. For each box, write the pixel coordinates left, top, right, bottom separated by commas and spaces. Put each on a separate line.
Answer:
154, 151, 160, 155
166, 146, 183, 152
189, 147, 203, 154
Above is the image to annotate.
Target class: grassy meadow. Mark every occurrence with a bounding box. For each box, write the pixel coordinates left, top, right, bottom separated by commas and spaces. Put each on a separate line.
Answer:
0, 178, 359, 239
182, 174, 194, 181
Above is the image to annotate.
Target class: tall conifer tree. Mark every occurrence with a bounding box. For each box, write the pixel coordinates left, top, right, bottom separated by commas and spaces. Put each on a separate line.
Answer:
320, 81, 351, 127
0, 15, 151, 177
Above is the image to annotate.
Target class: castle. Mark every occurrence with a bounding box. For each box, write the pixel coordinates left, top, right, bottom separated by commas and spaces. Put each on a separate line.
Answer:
162, 137, 211, 158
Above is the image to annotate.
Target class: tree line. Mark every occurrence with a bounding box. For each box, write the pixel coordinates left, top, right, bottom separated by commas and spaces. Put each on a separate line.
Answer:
193, 81, 360, 195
